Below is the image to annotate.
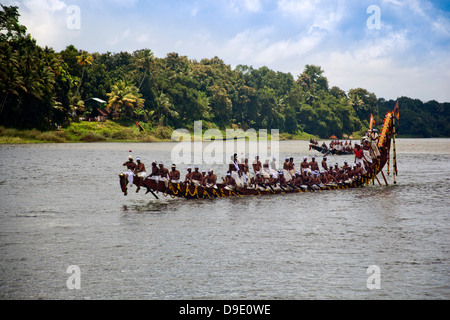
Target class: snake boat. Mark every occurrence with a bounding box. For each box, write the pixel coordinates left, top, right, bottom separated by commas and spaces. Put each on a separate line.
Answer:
119, 109, 398, 199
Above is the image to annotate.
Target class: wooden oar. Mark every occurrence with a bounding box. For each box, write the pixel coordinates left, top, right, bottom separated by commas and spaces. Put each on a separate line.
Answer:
374, 174, 382, 186
145, 188, 159, 199
380, 170, 389, 186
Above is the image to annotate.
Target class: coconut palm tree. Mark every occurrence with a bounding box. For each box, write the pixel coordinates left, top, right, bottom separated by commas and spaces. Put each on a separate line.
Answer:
134, 49, 154, 90
151, 92, 178, 126
75, 50, 93, 95
0, 43, 24, 113
106, 80, 144, 119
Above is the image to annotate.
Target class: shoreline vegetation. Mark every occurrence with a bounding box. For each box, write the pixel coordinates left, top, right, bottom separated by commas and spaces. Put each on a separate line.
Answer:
0, 120, 324, 144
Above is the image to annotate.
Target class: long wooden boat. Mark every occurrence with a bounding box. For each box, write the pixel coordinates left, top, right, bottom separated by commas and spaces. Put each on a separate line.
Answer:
309, 144, 354, 155
119, 110, 397, 199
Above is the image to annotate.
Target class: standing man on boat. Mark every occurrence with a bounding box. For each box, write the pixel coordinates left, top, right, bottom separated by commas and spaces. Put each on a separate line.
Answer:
369, 129, 381, 159
309, 156, 320, 176
270, 156, 278, 172
252, 154, 262, 175
288, 157, 296, 176
229, 154, 244, 187
354, 143, 365, 171
229, 154, 240, 173
301, 157, 310, 173
134, 157, 147, 193
321, 155, 328, 171
283, 157, 290, 171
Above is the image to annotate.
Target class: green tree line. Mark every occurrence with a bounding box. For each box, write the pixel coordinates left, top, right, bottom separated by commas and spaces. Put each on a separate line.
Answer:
1, 5, 448, 138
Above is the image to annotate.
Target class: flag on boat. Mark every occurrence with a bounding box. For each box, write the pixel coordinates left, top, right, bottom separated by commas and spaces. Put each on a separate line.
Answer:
393, 100, 399, 121
369, 113, 375, 131
393, 100, 399, 133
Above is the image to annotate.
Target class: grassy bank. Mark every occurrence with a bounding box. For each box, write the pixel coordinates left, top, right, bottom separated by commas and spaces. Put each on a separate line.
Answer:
0, 121, 172, 144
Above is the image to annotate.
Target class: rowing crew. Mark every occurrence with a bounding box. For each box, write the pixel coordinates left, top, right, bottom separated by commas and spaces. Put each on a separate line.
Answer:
150, 162, 219, 188
123, 156, 184, 192
246, 161, 364, 192
123, 154, 364, 193
123, 155, 219, 192
226, 153, 365, 191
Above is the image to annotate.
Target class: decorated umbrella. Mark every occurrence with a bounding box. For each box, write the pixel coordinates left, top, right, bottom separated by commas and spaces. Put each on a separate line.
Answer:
330, 135, 338, 139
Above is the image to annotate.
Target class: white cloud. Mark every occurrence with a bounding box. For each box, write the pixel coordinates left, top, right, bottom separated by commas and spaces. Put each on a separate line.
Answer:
432, 16, 450, 37
109, 29, 131, 46
23, 0, 66, 12
315, 31, 450, 102
277, 0, 345, 33
230, 0, 263, 13
13, 0, 69, 49
243, 0, 263, 12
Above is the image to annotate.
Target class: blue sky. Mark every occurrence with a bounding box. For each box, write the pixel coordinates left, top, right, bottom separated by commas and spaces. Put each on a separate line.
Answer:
5, 0, 450, 102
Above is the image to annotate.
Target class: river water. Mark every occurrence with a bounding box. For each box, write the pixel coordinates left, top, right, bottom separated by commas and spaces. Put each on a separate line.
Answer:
0, 139, 448, 300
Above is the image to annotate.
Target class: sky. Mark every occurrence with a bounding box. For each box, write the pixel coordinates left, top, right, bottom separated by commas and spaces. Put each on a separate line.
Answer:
4, 0, 450, 102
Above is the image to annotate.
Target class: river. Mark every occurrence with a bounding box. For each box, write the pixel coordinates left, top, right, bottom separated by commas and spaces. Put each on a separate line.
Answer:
0, 138, 448, 299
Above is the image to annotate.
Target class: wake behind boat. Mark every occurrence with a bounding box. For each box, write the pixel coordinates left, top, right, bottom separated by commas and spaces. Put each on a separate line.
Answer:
119, 108, 399, 199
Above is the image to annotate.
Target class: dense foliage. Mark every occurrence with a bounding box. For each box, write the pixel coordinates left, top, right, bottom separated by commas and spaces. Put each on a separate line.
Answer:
1, 6, 448, 138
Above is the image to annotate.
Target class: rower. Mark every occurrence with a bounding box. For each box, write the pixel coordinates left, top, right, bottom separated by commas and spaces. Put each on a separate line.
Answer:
320, 170, 329, 185
293, 171, 302, 187
134, 157, 147, 193
184, 167, 192, 183
201, 170, 207, 186
123, 155, 136, 186
301, 170, 311, 186
191, 166, 203, 186
254, 172, 266, 190
158, 162, 169, 180
342, 160, 350, 171
310, 172, 321, 189
205, 169, 217, 188
278, 171, 288, 189
169, 164, 181, 183
355, 162, 364, 176
148, 161, 159, 180
225, 172, 237, 190
267, 172, 278, 188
